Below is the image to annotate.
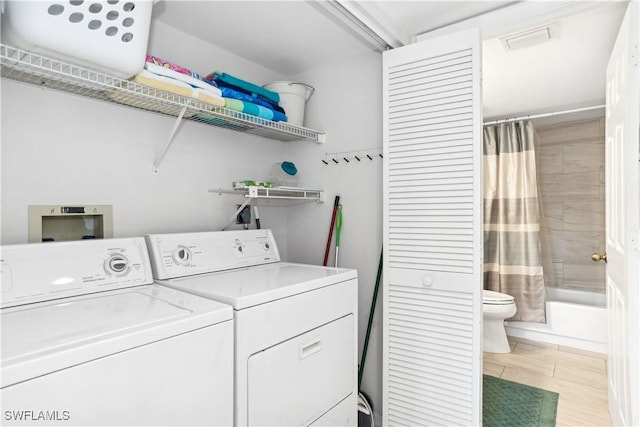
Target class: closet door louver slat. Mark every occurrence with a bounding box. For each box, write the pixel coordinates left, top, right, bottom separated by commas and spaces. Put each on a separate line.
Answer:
383, 29, 482, 426
388, 48, 473, 272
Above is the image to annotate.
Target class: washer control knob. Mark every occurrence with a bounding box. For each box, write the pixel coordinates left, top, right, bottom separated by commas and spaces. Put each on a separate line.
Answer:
263, 242, 270, 251
232, 239, 247, 256
104, 253, 130, 276
172, 246, 192, 266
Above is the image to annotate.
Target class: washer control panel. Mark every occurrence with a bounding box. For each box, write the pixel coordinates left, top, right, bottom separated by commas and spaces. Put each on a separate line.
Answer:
1, 238, 152, 308
146, 229, 281, 280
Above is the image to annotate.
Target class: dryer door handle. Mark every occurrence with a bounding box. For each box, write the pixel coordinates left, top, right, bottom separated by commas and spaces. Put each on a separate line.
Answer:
299, 338, 322, 360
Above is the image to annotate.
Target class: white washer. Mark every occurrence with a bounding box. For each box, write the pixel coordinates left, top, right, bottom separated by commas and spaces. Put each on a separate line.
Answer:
145, 229, 358, 427
1, 238, 234, 426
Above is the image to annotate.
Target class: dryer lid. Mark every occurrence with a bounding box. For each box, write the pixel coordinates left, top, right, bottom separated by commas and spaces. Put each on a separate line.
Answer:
1, 284, 232, 388
483, 289, 515, 304
156, 262, 357, 310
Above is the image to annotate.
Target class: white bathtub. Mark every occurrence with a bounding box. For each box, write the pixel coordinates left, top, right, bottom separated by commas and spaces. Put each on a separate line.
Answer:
504, 286, 607, 354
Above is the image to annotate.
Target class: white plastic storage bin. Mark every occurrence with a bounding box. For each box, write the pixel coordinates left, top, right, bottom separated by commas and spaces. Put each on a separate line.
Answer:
0, 0, 155, 78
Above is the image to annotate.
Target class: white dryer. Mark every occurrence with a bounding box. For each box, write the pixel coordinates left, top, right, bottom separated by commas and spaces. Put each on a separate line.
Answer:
145, 229, 358, 427
1, 238, 234, 426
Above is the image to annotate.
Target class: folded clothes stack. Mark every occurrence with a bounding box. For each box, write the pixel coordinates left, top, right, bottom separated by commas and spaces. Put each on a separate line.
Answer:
205, 72, 288, 122
132, 55, 225, 107
121, 56, 289, 123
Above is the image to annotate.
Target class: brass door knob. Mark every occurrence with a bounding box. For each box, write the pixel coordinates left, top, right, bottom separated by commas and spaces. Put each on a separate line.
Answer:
591, 252, 608, 263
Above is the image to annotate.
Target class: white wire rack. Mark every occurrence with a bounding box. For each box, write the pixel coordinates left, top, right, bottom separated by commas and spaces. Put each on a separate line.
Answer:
212, 186, 324, 202
0, 44, 326, 145
212, 186, 324, 230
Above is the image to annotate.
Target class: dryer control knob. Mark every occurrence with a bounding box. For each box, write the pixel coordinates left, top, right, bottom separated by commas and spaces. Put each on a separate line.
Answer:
172, 246, 192, 266
104, 254, 130, 276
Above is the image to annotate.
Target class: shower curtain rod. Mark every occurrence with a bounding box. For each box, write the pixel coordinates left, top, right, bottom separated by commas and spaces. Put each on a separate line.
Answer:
483, 104, 605, 125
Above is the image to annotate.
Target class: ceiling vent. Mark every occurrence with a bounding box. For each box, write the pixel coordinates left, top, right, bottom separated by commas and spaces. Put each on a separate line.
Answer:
499, 23, 558, 51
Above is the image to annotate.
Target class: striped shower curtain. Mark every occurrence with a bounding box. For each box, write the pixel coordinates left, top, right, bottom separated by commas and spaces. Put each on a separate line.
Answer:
483, 120, 546, 322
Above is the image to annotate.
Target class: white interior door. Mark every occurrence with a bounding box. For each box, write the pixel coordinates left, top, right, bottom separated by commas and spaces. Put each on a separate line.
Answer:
382, 28, 483, 426
605, 2, 640, 426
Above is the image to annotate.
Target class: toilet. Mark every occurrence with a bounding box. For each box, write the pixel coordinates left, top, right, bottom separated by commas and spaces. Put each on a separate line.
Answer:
483, 290, 517, 353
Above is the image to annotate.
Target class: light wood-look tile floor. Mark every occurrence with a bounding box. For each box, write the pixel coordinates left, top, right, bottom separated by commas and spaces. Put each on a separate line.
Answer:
483, 336, 612, 426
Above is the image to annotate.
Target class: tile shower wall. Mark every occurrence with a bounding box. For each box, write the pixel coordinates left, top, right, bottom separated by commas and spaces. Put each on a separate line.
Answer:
536, 118, 606, 293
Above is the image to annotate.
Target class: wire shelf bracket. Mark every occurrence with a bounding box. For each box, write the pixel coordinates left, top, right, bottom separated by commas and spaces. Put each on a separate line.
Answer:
154, 106, 188, 173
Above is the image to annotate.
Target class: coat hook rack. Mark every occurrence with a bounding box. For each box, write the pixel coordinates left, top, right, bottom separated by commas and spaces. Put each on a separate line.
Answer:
323, 147, 383, 165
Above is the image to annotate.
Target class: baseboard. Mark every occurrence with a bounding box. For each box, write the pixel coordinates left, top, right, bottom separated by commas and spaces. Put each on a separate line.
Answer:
505, 325, 607, 354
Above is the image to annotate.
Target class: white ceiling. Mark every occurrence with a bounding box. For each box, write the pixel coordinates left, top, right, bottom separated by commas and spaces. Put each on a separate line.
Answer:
151, 1, 373, 76
480, 1, 627, 121
152, 0, 629, 122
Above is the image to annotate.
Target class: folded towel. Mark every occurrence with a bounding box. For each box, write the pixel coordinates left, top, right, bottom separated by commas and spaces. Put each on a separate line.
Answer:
134, 69, 225, 107
146, 55, 203, 78
146, 55, 217, 86
223, 98, 287, 122
218, 86, 285, 114
215, 80, 282, 111
193, 87, 226, 106
145, 61, 222, 96
205, 71, 280, 104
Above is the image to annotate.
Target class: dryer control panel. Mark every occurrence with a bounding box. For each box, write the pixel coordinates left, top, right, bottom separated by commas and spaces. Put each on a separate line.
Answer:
146, 229, 281, 280
0, 238, 152, 308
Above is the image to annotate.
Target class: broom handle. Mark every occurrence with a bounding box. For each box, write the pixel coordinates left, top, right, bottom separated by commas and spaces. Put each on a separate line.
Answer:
323, 196, 340, 266
359, 248, 383, 390
334, 205, 342, 267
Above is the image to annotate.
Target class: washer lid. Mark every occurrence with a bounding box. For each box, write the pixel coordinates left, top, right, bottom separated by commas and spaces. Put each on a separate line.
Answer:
1, 284, 232, 388
156, 262, 357, 310
483, 290, 515, 304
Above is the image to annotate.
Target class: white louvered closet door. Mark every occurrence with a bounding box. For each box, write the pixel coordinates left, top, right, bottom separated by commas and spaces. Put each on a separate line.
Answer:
382, 28, 483, 426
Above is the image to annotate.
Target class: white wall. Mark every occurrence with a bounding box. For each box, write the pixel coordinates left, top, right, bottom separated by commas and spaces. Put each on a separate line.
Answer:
147, 21, 284, 86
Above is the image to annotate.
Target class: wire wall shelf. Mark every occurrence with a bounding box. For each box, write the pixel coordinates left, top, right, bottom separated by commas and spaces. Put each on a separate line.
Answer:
0, 44, 326, 144
213, 186, 324, 230
213, 186, 324, 202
